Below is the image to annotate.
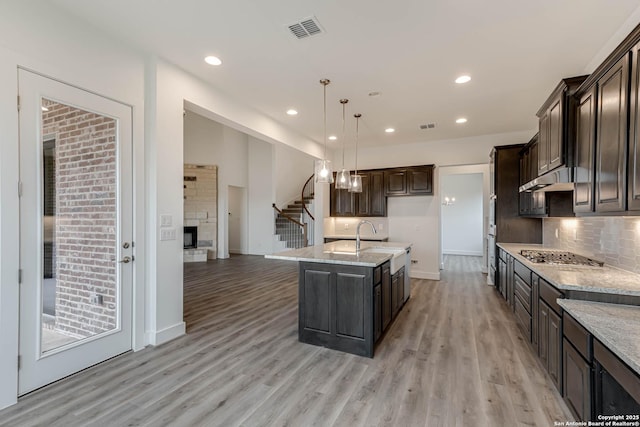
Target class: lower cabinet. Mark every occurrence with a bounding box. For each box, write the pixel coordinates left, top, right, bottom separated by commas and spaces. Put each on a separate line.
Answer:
391, 267, 405, 317
563, 339, 592, 420
539, 301, 563, 389
563, 313, 593, 421
381, 263, 391, 331
374, 284, 382, 342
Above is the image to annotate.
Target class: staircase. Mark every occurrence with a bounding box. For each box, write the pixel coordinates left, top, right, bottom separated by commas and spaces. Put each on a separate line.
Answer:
273, 174, 315, 250
274, 196, 314, 249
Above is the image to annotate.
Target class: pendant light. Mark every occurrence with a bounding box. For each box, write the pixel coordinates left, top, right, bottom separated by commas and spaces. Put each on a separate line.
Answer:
314, 79, 334, 184
335, 98, 352, 189
350, 113, 363, 193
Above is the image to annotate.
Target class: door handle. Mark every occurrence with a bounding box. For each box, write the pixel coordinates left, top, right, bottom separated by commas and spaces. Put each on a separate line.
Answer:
119, 256, 132, 264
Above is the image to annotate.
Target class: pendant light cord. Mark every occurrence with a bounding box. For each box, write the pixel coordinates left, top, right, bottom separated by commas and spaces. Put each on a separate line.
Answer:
340, 99, 348, 168
354, 113, 361, 174
320, 79, 330, 160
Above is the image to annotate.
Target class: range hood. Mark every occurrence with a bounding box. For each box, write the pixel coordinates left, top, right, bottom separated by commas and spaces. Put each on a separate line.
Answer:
518, 167, 574, 193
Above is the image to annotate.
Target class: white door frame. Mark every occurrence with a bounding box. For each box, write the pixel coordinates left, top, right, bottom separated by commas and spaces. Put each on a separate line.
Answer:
17, 68, 136, 395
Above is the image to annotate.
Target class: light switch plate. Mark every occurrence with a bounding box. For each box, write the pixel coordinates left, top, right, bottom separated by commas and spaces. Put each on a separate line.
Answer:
160, 214, 173, 227
160, 228, 176, 241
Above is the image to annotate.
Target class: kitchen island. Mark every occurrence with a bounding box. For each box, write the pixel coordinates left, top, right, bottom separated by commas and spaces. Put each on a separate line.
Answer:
266, 240, 412, 357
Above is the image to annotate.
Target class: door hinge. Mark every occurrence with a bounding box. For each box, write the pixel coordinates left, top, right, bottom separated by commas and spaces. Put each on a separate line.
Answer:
18, 355, 21, 370
18, 181, 23, 197
17, 95, 20, 112
18, 269, 22, 284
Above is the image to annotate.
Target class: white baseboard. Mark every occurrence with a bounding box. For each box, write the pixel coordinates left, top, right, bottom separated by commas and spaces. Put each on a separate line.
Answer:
409, 270, 440, 280
147, 322, 186, 346
442, 250, 483, 256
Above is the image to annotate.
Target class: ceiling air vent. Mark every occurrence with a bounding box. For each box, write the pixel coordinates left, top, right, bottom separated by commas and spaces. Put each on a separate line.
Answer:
419, 123, 436, 130
287, 17, 324, 39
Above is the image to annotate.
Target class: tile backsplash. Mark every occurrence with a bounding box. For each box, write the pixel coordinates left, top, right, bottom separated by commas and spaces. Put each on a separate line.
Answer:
543, 217, 640, 274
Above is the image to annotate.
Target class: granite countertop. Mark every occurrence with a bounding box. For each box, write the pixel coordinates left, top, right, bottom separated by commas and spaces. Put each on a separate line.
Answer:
497, 243, 640, 296
265, 240, 412, 267
558, 299, 640, 374
324, 234, 390, 241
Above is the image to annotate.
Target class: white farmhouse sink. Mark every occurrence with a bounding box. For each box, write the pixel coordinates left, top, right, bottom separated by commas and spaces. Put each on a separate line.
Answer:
363, 247, 406, 274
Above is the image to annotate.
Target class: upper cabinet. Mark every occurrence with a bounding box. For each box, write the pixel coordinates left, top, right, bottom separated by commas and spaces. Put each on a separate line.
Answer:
573, 23, 640, 215
329, 165, 434, 217
574, 86, 596, 213
536, 76, 587, 177
383, 165, 434, 196
629, 41, 640, 212
520, 137, 546, 217
594, 54, 629, 213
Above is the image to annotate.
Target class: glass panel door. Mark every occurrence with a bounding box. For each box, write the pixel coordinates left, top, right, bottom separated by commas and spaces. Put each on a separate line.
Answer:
19, 69, 133, 395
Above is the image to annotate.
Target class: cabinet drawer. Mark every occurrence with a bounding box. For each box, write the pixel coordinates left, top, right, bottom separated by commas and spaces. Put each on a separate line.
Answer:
514, 274, 531, 314
514, 296, 531, 340
540, 278, 563, 315
564, 313, 591, 361
514, 260, 531, 285
373, 266, 381, 284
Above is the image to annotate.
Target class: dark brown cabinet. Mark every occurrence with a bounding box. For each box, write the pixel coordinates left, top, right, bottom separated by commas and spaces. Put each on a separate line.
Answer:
407, 166, 433, 194
384, 169, 407, 195
384, 165, 434, 196
354, 171, 387, 217
574, 86, 597, 213
595, 54, 629, 213
563, 313, 593, 421
330, 177, 355, 217
628, 41, 640, 211
391, 267, 405, 317
330, 165, 433, 217
519, 136, 547, 217
374, 284, 382, 342
536, 76, 587, 176
381, 263, 391, 331
491, 145, 542, 244
538, 278, 564, 391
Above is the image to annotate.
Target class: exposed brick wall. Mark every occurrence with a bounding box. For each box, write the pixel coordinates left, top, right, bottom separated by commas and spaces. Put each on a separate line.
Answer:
42, 99, 117, 338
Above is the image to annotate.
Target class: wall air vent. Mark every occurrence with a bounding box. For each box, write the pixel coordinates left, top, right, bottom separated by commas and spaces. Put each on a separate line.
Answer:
419, 123, 436, 130
287, 17, 324, 39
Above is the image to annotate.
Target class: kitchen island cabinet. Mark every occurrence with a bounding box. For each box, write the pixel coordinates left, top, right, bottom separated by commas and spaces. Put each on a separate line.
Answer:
267, 240, 412, 358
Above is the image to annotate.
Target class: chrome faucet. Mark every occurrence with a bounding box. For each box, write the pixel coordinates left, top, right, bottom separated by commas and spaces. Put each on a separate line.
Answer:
356, 220, 377, 253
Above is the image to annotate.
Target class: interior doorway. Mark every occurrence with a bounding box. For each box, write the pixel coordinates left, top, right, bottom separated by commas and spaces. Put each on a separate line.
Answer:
228, 185, 247, 254
439, 164, 489, 274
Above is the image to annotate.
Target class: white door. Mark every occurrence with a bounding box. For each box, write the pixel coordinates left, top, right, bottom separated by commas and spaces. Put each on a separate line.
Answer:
18, 69, 133, 395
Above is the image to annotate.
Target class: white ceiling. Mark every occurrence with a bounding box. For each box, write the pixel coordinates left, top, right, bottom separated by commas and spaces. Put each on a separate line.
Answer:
51, 0, 640, 149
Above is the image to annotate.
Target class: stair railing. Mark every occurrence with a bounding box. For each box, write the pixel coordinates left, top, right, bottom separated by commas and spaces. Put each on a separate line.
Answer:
272, 203, 308, 248
301, 174, 315, 246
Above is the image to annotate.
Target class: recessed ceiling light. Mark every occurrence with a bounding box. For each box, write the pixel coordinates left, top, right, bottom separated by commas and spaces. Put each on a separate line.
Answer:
328, 135, 337, 140
456, 118, 468, 124
204, 55, 222, 66
455, 75, 471, 84
286, 109, 298, 116
385, 128, 395, 133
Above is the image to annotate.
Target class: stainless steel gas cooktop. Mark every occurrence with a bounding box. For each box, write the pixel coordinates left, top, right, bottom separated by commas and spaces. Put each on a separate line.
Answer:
519, 250, 604, 267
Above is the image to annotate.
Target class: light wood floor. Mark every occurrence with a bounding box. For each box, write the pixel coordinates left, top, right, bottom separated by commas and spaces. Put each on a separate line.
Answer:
0, 255, 572, 426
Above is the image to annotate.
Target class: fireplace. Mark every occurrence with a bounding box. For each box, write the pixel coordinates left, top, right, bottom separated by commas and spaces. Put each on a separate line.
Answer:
184, 226, 198, 249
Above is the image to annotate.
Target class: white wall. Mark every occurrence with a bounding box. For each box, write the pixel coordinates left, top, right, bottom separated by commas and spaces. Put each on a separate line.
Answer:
388, 196, 441, 280
248, 137, 275, 255
228, 185, 247, 254
341, 130, 535, 170
274, 144, 316, 207
441, 173, 484, 256
0, 2, 146, 410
